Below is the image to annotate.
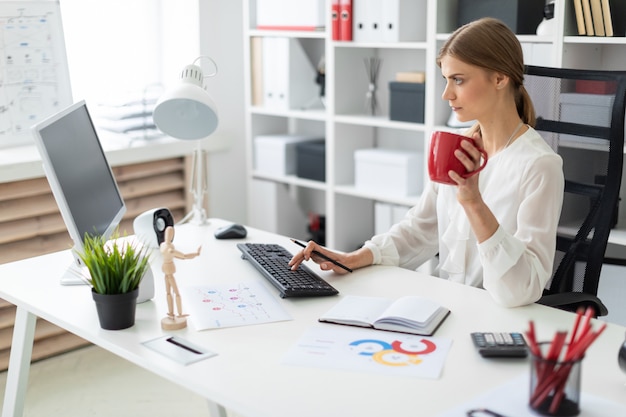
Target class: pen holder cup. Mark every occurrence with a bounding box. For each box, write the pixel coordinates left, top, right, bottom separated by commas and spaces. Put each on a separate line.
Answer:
529, 343, 582, 416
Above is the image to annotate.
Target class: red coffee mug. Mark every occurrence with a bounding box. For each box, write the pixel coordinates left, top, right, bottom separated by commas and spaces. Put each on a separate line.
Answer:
428, 131, 488, 185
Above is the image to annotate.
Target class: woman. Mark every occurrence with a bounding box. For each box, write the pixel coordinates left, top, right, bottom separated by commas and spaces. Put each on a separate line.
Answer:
289, 18, 564, 308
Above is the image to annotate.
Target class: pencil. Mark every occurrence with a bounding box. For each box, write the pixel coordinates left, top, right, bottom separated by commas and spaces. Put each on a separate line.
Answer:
290, 239, 353, 273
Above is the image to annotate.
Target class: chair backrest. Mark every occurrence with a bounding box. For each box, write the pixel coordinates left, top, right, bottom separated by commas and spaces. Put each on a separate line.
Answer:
524, 65, 626, 303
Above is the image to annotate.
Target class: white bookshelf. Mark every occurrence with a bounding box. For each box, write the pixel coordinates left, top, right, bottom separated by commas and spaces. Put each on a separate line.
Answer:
243, 0, 626, 251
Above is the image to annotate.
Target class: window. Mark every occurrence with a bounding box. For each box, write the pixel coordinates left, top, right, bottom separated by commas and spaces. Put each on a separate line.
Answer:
61, 0, 199, 104
0, 0, 199, 148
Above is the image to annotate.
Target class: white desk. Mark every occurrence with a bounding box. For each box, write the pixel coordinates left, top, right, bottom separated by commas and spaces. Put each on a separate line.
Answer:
1, 219, 625, 417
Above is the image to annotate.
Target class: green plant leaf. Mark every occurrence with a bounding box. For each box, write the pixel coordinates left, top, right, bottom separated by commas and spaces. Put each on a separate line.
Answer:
76, 229, 151, 295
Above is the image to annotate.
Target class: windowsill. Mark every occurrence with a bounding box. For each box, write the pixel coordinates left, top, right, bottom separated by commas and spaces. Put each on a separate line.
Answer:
0, 130, 229, 183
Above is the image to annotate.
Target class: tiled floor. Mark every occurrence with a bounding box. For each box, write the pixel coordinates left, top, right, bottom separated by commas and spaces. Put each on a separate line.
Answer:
0, 345, 214, 417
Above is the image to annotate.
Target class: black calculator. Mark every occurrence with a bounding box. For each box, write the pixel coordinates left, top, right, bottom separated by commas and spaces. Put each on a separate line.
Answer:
471, 332, 528, 358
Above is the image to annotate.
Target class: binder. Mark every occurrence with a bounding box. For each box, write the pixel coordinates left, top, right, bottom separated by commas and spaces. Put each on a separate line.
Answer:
381, 0, 426, 42
339, 0, 352, 41
590, 0, 605, 36
261, 37, 318, 111
352, 0, 380, 42
250, 37, 263, 106
601, 0, 626, 37
261, 37, 279, 108
602, 0, 614, 36
332, 0, 341, 40
581, 0, 595, 35
573, 0, 586, 35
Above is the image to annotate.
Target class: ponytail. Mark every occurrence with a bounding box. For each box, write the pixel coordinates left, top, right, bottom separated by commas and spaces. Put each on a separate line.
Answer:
518, 85, 536, 127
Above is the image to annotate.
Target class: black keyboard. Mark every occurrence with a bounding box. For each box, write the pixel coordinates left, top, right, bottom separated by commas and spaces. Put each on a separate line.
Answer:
237, 243, 339, 298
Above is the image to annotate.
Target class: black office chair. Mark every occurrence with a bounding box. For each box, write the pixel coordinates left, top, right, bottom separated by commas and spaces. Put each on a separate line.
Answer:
524, 65, 626, 317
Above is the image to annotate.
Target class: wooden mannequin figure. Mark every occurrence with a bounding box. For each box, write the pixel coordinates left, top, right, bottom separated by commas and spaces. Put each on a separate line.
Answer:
160, 226, 201, 330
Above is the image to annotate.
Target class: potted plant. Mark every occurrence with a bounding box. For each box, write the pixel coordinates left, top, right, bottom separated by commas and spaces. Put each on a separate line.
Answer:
76, 231, 151, 330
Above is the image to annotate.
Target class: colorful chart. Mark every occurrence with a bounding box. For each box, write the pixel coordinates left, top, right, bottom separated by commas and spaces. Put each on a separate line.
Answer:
282, 326, 452, 379
349, 338, 437, 366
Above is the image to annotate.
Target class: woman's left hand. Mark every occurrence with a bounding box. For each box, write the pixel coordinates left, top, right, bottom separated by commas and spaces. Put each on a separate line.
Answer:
448, 137, 483, 203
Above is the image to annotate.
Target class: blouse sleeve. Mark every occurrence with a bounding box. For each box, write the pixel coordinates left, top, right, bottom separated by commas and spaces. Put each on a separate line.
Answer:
363, 182, 440, 270
478, 153, 564, 307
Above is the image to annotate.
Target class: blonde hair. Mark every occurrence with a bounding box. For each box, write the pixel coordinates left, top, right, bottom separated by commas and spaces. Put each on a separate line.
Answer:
437, 17, 536, 132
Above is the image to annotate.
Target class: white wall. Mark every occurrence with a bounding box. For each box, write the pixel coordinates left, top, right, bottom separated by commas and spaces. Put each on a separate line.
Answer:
199, 0, 247, 224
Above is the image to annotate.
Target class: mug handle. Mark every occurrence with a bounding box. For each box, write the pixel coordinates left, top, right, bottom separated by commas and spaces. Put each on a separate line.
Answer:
461, 149, 488, 179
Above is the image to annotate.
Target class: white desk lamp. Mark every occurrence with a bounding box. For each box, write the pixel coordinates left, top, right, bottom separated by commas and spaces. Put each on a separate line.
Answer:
153, 56, 219, 225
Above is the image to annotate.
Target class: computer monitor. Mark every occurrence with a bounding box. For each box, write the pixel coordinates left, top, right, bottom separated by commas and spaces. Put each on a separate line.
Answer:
32, 100, 126, 283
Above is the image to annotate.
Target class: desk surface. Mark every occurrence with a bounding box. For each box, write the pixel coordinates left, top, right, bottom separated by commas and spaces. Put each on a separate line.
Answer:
0, 219, 624, 417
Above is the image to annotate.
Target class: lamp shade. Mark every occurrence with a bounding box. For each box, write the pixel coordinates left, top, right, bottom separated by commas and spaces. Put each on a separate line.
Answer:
153, 64, 218, 140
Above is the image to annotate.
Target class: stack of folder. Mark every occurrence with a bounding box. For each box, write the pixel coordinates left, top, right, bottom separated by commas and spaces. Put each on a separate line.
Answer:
332, 0, 353, 41
250, 37, 318, 110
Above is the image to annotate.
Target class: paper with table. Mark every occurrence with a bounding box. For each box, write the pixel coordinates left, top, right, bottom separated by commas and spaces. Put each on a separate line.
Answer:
319, 295, 450, 336
182, 281, 291, 330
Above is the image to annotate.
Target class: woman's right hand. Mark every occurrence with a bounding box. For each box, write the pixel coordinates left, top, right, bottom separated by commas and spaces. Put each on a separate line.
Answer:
288, 240, 351, 275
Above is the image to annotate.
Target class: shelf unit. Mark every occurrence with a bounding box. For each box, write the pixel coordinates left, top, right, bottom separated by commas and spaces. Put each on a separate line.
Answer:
243, 0, 626, 254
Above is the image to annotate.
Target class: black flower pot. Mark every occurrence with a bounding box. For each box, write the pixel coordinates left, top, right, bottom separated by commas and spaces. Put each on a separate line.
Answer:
92, 288, 139, 330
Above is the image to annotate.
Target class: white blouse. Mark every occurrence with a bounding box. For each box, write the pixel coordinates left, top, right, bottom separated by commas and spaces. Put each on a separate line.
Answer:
363, 128, 564, 307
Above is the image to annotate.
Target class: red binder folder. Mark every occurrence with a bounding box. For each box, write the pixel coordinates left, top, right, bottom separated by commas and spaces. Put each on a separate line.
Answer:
339, 0, 352, 41
332, 0, 341, 40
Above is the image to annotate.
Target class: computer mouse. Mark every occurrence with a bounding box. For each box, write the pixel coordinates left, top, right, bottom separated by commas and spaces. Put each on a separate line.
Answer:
214, 223, 247, 239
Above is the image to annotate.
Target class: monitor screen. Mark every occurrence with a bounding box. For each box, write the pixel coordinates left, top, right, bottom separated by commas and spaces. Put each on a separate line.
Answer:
32, 100, 126, 267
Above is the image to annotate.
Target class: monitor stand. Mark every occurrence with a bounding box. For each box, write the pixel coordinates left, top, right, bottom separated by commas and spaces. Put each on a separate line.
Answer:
59, 257, 156, 304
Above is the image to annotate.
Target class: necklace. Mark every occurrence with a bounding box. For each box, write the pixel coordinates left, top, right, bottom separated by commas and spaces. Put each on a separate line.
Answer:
501, 121, 524, 151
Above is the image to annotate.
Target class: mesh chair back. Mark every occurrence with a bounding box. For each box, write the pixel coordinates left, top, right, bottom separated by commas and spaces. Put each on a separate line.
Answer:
524, 66, 626, 307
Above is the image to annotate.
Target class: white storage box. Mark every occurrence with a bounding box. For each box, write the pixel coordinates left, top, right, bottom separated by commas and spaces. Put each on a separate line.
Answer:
559, 93, 613, 146
354, 148, 423, 196
256, 0, 325, 30
254, 135, 322, 177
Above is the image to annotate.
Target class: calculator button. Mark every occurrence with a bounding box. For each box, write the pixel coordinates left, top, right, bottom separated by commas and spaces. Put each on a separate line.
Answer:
502, 333, 514, 345
471, 332, 528, 358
